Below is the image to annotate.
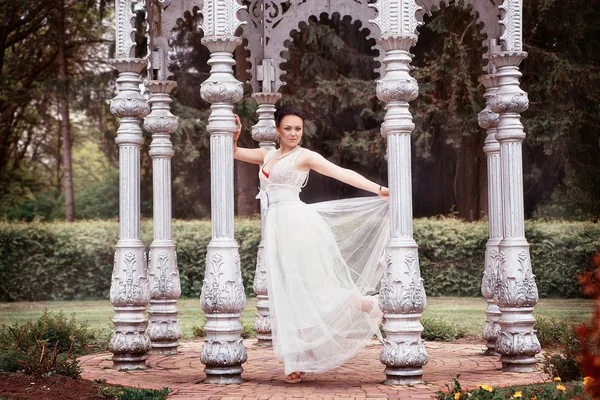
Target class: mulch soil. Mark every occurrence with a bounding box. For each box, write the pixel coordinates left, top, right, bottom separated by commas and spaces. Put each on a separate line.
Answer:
0, 372, 109, 400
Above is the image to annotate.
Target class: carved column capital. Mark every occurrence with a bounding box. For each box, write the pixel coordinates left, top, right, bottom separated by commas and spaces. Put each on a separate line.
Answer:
251, 92, 281, 146
477, 74, 500, 135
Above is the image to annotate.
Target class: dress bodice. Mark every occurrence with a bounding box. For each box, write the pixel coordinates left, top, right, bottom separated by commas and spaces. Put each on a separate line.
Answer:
260, 148, 309, 192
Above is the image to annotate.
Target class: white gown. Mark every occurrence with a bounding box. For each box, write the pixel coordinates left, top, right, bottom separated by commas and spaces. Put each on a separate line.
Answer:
259, 148, 390, 375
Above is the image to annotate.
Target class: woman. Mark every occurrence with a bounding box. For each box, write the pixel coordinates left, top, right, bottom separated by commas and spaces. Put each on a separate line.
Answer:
234, 106, 390, 383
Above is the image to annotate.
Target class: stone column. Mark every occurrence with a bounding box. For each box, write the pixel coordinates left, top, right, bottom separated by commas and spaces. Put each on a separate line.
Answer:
250, 91, 281, 345
478, 74, 502, 353
489, 51, 541, 372
198, 35, 247, 384
376, 34, 428, 385
144, 80, 182, 355
108, 58, 152, 370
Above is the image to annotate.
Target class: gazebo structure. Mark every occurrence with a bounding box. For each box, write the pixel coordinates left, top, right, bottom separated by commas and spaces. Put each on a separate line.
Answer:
108, 0, 540, 386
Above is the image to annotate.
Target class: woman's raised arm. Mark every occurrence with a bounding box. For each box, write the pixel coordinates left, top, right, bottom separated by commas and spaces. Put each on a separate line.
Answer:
233, 114, 269, 165
301, 150, 389, 198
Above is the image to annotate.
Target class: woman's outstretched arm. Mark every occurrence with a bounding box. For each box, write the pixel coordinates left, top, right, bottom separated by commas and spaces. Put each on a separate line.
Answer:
233, 115, 269, 165
300, 150, 389, 197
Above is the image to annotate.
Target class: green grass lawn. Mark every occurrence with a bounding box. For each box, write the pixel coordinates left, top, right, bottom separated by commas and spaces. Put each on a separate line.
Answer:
0, 296, 592, 341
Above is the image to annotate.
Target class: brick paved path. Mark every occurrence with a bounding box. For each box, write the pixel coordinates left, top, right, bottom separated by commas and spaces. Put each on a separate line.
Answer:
79, 340, 547, 399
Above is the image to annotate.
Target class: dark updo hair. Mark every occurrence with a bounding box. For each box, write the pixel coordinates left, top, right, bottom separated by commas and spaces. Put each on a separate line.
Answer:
274, 106, 305, 128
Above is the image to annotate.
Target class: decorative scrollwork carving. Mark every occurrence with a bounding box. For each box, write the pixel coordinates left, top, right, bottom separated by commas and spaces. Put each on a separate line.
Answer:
201, 253, 246, 314
380, 252, 426, 314
148, 319, 182, 341
109, 331, 152, 355
380, 340, 428, 367
200, 338, 248, 366
483, 319, 501, 343
495, 251, 538, 307
113, 252, 148, 306
201, 81, 244, 104
496, 330, 540, 356
149, 251, 181, 299
252, 248, 268, 295
376, 78, 419, 103
482, 249, 501, 299
489, 92, 528, 114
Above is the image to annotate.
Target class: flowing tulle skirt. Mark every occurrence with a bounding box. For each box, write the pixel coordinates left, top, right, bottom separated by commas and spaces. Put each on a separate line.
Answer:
264, 195, 389, 375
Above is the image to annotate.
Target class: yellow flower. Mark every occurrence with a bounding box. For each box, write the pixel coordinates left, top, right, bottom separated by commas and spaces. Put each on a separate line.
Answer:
556, 384, 566, 392
477, 384, 493, 392
513, 391, 523, 398
530, 397, 536, 400
584, 376, 593, 386
467, 394, 472, 398
553, 377, 562, 382
454, 392, 461, 400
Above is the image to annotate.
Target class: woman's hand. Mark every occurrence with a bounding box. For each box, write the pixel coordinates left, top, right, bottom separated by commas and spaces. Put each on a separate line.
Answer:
378, 186, 389, 199
234, 114, 242, 143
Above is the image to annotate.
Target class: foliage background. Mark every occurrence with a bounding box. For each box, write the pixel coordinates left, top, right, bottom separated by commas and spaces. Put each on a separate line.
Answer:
0, 1, 599, 222
0, 219, 597, 301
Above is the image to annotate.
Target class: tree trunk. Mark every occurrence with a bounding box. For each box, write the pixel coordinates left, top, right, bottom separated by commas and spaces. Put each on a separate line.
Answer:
235, 162, 258, 216
57, 0, 75, 221
454, 133, 482, 221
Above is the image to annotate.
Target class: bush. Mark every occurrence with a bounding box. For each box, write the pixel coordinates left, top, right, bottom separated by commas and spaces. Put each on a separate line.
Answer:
542, 327, 583, 382
0, 218, 598, 300
421, 318, 467, 342
0, 310, 94, 378
535, 317, 571, 348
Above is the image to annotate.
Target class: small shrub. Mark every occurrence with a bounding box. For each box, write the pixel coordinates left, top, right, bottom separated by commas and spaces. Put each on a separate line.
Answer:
241, 324, 254, 339
421, 318, 467, 342
191, 325, 206, 338
0, 310, 93, 378
535, 316, 571, 348
99, 386, 171, 400
543, 328, 583, 382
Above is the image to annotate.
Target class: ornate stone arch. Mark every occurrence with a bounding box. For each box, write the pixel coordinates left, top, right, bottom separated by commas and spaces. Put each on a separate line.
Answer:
146, 0, 204, 80
240, 0, 381, 93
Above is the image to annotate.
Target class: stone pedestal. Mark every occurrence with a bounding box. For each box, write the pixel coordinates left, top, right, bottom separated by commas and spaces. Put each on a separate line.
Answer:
251, 91, 281, 346
109, 58, 152, 370
489, 51, 541, 372
145, 80, 182, 355
375, 34, 428, 385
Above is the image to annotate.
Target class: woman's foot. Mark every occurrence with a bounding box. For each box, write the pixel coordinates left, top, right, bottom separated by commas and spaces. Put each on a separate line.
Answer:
284, 371, 305, 384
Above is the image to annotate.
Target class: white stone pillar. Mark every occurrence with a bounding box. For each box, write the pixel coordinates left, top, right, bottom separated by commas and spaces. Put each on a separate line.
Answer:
144, 80, 182, 355
478, 74, 502, 353
109, 58, 152, 370
489, 51, 540, 372
375, 34, 428, 385
250, 91, 281, 345
198, 36, 247, 384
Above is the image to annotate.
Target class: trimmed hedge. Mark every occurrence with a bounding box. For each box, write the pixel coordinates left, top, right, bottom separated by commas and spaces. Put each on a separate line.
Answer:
0, 218, 597, 301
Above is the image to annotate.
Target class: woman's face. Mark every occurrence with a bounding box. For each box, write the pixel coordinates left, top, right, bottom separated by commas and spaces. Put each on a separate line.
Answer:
277, 115, 303, 148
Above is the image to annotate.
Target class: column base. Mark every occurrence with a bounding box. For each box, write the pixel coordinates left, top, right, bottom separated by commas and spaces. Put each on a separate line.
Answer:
203, 366, 244, 384
148, 344, 179, 355
383, 368, 424, 385
501, 356, 538, 373
112, 355, 149, 371
255, 338, 272, 347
